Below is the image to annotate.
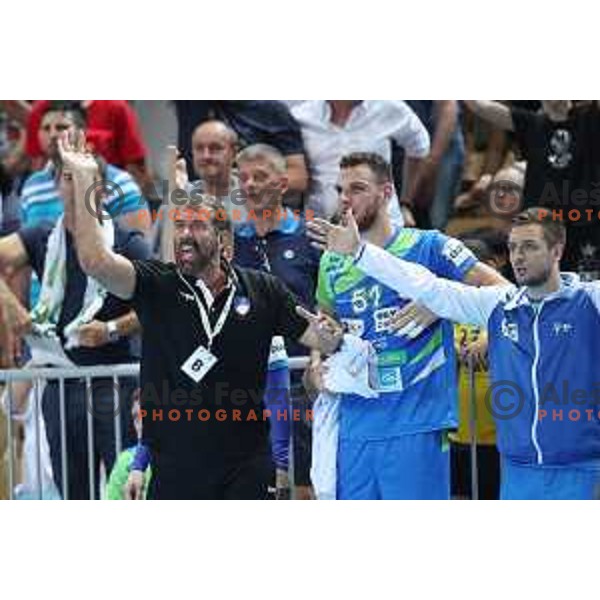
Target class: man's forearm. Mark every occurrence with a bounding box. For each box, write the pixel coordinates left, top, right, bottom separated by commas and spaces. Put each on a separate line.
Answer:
402, 156, 426, 205
0, 278, 26, 316
72, 172, 114, 275
481, 127, 509, 175
285, 155, 309, 194
464, 101, 514, 132
465, 261, 509, 287
431, 101, 458, 162
0, 277, 31, 336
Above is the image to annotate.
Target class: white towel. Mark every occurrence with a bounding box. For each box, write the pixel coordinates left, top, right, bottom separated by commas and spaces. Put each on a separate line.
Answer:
322, 334, 378, 399
310, 391, 340, 500
311, 335, 378, 500
30, 215, 114, 350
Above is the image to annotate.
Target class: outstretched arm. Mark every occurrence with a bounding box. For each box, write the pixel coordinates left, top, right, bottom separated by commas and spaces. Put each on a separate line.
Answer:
306, 212, 512, 327
355, 243, 509, 326
59, 134, 137, 300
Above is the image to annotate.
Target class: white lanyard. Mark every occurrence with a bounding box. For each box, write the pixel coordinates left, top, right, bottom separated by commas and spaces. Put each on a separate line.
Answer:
178, 272, 236, 349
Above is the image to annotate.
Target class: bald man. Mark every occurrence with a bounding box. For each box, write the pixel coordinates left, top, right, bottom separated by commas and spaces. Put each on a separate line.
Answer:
153, 121, 245, 257
191, 121, 239, 199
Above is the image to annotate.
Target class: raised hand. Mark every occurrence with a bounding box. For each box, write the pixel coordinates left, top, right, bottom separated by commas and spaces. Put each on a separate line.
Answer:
56, 130, 100, 179
459, 328, 489, 372
305, 210, 361, 256
175, 156, 189, 191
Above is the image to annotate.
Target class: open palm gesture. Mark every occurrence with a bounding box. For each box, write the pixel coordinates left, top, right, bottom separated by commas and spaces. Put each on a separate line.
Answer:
57, 131, 99, 178
306, 210, 361, 257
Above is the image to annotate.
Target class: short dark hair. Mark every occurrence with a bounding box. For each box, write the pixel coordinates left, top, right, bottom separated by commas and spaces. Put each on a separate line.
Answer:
179, 195, 233, 238
511, 206, 567, 248
340, 152, 392, 183
42, 100, 87, 129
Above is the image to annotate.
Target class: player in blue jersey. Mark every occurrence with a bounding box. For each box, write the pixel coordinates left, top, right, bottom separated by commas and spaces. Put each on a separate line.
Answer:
313, 152, 506, 499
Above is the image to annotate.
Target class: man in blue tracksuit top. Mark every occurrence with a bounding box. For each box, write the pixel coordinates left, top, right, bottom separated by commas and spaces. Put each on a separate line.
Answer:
310, 206, 600, 499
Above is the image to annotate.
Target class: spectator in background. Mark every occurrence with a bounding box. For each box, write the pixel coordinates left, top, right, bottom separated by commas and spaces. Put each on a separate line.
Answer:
454, 164, 524, 216
0, 152, 150, 499
465, 100, 600, 279
174, 101, 308, 206
154, 121, 243, 259
23, 100, 153, 194
234, 144, 320, 499
395, 101, 464, 230
447, 164, 525, 242
19, 102, 150, 308
0, 114, 30, 236
21, 102, 150, 233
292, 100, 430, 226
184, 120, 242, 217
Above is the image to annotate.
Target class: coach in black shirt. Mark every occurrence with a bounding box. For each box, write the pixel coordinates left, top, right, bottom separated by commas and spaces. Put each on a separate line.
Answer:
61, 134, 342, 499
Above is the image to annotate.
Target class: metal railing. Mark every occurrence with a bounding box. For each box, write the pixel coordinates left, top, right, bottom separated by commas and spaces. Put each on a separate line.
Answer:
0, 358, 310, 501
0, 364, 140, 500
0, 356, 483, 500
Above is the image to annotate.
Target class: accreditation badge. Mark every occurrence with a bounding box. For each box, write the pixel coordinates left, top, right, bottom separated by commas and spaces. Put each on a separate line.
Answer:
181, 344, 218, 383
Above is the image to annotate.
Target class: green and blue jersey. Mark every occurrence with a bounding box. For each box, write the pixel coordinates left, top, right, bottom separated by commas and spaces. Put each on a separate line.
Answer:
317, 227, 477, 439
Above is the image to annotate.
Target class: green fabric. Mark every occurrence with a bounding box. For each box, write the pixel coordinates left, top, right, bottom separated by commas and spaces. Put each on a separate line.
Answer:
316, 252, 336, 312
106, 448, 152, 500
317, 252, 367, 311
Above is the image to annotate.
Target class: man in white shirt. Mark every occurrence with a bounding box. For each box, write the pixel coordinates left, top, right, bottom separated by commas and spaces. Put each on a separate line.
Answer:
292, 101, 430, 225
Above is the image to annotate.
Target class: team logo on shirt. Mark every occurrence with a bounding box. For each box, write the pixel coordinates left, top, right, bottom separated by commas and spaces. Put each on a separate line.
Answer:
552, 322, 574, 336
501, 318, 519, 343
442, 239, 472, 268
283, 249, 295, 260
179, 291, 195, 303
548, 129, 573, 170
377, 366, 403, 392
234, 296, 251, 317
374, 307, 399, 333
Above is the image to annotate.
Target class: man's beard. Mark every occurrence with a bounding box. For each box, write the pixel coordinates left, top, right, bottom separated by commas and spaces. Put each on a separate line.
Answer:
176, 237, 219, 275
355, 203, 379, 232
518, 263, 552, 288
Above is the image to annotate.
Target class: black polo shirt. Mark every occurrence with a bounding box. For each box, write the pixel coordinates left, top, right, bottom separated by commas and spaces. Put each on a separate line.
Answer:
131, 260, 308, 471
